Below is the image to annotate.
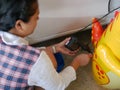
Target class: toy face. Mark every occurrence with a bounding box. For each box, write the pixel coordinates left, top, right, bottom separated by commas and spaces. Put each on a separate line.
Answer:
92, 11, 120, 89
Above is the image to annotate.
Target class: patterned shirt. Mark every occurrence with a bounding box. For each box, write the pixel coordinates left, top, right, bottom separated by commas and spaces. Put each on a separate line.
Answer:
0, 36, 40, 90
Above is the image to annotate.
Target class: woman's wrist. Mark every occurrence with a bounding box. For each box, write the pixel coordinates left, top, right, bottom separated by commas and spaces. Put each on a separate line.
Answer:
52, 44, 60, 54
52, 45, 57, 53
46, 45, 58, 54
70, 59, 81, 71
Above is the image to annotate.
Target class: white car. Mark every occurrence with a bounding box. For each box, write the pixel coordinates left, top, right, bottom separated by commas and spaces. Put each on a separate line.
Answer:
27, 0, 119, 44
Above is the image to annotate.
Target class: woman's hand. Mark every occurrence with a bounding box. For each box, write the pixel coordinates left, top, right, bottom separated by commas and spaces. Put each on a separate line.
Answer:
71, 53, 92, 70
55, 37, 79, 56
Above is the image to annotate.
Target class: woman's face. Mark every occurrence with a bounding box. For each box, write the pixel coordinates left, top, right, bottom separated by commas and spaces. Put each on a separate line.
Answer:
9, 4, 40, 38
22, 8, 39, 36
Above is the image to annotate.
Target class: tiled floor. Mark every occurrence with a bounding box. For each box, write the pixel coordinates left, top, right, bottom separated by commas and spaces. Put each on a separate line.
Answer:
32, 30, 114, 90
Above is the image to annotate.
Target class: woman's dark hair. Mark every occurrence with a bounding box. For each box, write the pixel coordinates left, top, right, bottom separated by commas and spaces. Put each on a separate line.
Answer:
0, 0, 38, 32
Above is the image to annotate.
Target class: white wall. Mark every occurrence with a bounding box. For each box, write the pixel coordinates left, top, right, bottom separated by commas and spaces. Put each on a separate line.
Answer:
27, 0, 109, 44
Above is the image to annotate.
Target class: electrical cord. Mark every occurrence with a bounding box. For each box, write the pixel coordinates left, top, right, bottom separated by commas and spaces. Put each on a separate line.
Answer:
108, 0, 111, 12
73, 0, 120, 33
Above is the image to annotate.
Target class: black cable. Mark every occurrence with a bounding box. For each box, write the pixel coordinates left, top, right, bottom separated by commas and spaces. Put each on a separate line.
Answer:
108, 0, 112, 12
73, 2, 120, 34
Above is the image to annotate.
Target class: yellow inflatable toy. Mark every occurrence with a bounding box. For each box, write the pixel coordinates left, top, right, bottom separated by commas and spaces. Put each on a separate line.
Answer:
91, 11, 120, 89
